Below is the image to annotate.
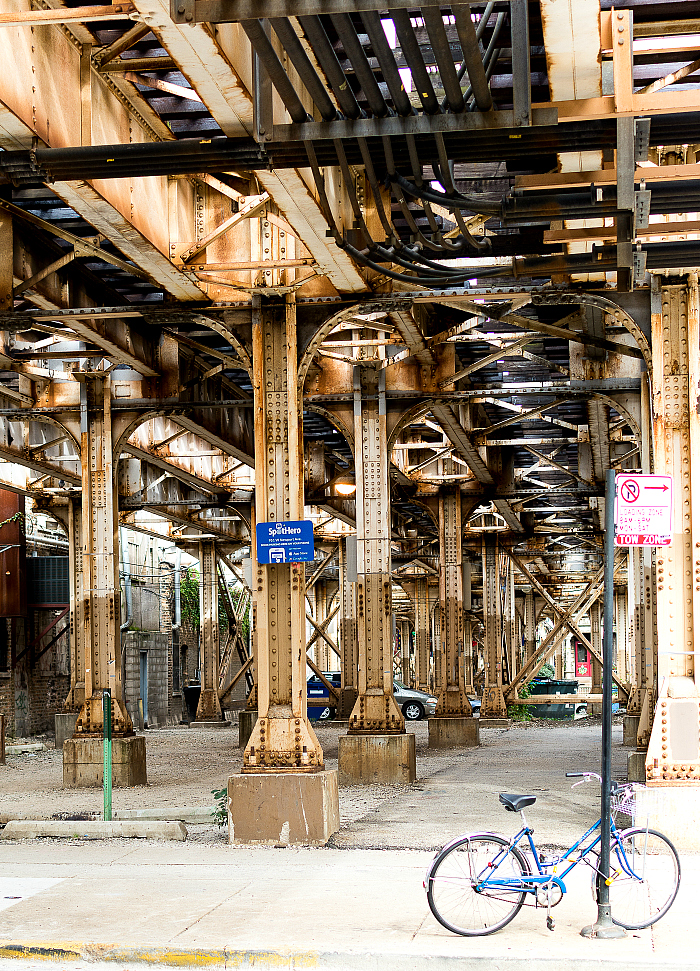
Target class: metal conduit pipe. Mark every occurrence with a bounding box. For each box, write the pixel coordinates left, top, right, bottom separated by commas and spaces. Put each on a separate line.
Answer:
391, 9, 440, 115
443, 0, 497, 107
120, 526, 133, 635
297, 15, 363, 119
174, 549, 182, 633
269, 18, 338, 122
468, 13, 505, 111
360, 10, 413, 116
240, 19, 309, 124
389, 171, 502, 215
333, 13, 389, 118
422, 6, 465, 113
453, 4, 493, 112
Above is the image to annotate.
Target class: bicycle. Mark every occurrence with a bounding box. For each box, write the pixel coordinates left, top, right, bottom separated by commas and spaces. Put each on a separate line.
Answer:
424, 771, 681, 936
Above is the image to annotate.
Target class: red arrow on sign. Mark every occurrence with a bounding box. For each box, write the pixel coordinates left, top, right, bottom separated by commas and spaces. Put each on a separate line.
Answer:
645, 484, 669, 492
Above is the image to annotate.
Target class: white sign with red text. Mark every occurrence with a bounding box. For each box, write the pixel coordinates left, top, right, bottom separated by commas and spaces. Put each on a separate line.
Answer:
614, 474, 672, 547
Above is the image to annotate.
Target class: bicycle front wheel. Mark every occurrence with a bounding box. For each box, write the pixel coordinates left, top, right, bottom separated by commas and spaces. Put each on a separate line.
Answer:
609, 827, 681, 929
427, 834, 531, 936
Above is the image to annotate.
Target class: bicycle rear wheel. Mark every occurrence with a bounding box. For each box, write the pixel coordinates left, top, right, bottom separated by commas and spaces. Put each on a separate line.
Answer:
609, 827, 681, 929
427, 834, 531, 936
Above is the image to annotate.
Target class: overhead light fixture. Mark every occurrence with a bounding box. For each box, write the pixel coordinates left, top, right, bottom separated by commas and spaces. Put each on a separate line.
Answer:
335, 476, 356, 497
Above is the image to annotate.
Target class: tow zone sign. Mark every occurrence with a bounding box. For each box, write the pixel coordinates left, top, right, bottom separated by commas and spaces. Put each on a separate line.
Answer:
614, 474, 672, 547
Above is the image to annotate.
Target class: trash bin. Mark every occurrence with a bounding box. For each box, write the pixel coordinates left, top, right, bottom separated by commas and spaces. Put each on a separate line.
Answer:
530, 678, 579, 719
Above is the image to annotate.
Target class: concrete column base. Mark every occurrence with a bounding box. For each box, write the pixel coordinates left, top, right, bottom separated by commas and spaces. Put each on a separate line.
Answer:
190, 720, 231, 729
428, 716, 479, 748
479, 718, 511, 729
55, 712, 78, 750
238, 709, 257, 749
63, 736, 147, 788
228, 769, 339, 845
623, 714, 640, 746
635, 785, 700, 852
338, 733, 416, 785
627, 750, 646, 783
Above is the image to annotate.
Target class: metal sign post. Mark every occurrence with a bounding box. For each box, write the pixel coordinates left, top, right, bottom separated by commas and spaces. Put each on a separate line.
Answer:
103, 689, 112, 822
581, 469, 626, 939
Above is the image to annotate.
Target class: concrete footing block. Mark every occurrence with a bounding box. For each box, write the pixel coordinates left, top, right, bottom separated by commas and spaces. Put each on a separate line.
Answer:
627, 750, 646, 783
1, 820, 186, 840
63, 735, 147, 788
338, 733, 416, 785
238, 709, 257, 749
479, 718, 512, 729
54, 712, 78, 750
428, 716, 479, 748
228, 769, 339, 844
635, 785, 700, 852
623, 714, 640, 747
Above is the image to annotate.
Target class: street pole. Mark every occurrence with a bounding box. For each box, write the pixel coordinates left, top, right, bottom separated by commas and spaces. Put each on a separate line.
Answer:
103, 689, 112, 822
581, 469, 626, 938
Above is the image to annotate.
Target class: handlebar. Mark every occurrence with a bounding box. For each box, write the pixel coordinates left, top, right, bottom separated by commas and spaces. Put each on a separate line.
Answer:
566, 771, 620, 793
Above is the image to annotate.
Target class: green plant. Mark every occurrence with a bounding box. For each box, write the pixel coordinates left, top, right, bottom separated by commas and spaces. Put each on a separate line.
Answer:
539, 663, 556, 680
211, 787, 228, 827
180, 568, 200, 627
507, 680, 534, 722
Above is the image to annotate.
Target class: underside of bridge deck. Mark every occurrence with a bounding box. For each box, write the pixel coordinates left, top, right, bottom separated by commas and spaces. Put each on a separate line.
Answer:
0, 0, 698, 839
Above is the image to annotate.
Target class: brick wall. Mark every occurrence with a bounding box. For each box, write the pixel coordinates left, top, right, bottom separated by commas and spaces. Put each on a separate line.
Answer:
0, 614, 70, 738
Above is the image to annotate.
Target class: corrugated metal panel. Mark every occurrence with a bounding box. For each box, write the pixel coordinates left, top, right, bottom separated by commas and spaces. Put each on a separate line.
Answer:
0, 491, 26, 617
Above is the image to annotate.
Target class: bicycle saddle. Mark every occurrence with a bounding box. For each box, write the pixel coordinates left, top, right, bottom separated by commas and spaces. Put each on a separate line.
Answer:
499, 793, 537, 812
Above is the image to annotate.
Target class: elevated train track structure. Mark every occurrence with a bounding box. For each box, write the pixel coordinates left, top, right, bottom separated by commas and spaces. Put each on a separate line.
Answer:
0, 0, 697, 838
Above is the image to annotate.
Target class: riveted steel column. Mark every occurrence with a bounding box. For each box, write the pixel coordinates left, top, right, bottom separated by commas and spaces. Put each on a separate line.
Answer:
652, 281, 696, 684
616, 588, 629, 682
590, 601, 602, 712
626, 547, 643, 715
243, 294, 323, 773
415, 576, 430, 692
348, 366, 404, 734
195, 539, 222, 721
644, 278, 700, 782
73, 375, 132, 737
246, 508, 258, 712
504, 556, 516, 684
65, 495, 85, 711
524, 589, 536, 663
338, 536, 357, 718
481, 536, 507, 717
436, 483, 471, 717
400, 620, 411, 686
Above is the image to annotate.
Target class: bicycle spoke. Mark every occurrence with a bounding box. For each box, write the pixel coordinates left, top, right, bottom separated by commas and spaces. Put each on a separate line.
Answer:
608, 828, 681, 930
427, 835, 530, 936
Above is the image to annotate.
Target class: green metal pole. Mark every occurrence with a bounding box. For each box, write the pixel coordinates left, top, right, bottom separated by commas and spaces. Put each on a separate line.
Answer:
103, 689, 112, 822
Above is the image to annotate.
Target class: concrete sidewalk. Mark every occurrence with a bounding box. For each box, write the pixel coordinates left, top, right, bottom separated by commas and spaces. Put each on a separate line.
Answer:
0, 838, 694, 971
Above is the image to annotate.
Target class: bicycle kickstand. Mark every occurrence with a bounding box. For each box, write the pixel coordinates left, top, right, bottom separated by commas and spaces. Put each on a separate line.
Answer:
545, 880, 555, 932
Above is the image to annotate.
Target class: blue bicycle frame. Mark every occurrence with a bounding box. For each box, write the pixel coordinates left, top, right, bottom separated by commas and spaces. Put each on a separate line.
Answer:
476, 816, 640, 897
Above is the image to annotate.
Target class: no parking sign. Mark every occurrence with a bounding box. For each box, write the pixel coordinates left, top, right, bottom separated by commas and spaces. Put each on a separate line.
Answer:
614, 474, 672, 546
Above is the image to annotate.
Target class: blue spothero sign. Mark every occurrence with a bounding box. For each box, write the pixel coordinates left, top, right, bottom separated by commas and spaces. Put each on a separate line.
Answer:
256, 520, 315, 564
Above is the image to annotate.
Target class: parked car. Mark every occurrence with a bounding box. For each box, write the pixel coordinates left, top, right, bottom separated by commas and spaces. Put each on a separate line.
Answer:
307, 672, 341, 721
393, 681, 438, 720
306, 673, 439, 721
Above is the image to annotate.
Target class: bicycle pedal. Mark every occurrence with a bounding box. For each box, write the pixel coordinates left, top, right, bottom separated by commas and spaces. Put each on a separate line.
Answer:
546, 917, 555, 931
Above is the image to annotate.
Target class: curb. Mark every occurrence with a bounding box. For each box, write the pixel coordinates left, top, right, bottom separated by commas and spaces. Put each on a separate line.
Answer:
0, 941, 696, 971
1, 820, 187, 841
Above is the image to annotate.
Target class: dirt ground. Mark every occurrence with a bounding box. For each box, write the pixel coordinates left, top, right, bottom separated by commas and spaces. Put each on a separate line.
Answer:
0, 715, 629, 850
